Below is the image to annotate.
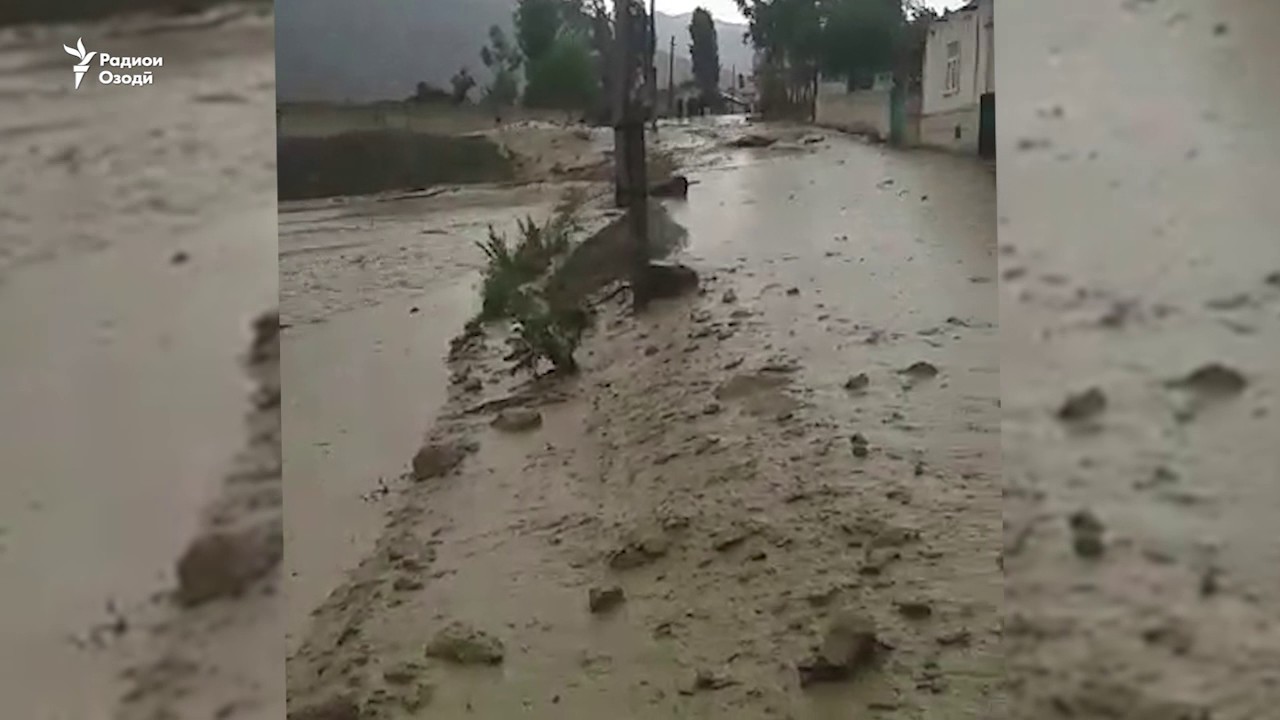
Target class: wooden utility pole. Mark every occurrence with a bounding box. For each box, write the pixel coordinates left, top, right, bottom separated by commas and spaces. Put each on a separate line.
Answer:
648, 0, 658, 131
613, 0, 651, 308
668, 35, 675, 116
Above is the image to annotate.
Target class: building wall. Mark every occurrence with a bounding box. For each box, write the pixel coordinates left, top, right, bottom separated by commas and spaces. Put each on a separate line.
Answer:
921, 0, 993, 151
921, 105, 980, 153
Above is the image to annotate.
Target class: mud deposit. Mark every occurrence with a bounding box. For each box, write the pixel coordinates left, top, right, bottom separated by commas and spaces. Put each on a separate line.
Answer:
286, 119, 1001, 719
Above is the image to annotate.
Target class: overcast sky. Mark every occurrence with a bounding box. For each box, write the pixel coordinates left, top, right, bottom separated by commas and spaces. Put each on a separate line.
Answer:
654, 0, 969, 24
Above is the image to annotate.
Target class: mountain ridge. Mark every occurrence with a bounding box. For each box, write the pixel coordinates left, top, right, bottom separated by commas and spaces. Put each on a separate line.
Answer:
276, 0, 754, 103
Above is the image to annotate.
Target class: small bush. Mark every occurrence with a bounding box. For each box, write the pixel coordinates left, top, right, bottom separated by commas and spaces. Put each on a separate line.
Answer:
476, 191, 586, 320
505, 290, 589, 375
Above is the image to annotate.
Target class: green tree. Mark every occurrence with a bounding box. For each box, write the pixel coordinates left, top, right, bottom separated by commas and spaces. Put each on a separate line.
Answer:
515, 0, 563, 65
524, 31, 600, 112
450, 67, 477, 104
480, 25, 522, 108
688, 7, 721, 109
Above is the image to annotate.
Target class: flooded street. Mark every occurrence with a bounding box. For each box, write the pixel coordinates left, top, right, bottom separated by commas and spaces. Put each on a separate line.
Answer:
286, 120, 1001, 718
0, 8, 279, 719
1000, 0, 1280, 716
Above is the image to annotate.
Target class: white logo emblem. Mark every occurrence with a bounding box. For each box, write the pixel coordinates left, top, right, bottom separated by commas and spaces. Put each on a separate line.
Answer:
63, 37, 96, 89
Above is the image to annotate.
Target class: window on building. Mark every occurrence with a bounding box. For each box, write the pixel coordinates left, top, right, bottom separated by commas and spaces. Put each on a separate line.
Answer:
945, 41, 961, 94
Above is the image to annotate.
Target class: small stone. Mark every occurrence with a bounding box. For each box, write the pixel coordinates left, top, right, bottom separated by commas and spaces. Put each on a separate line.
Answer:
170, 250, 190, 265
644, 345, 660, 356
608, 534, 670, 570
899, 361, 939, 379
797, 611, 881, 687
722, 289, 738, 304
786, 287, 801, 296
1068, 509, 1105, 559
461, 377, 483, 393
382, 662, 421, 685
702, 401, 722, 415
588, 586, 626, 614
844, 373, 870, 391
1057, 387, 1107, 422
402, 683, 436, 712
392, 576, 424, 592
895, 600, 933, 620
411, 442, 470, 480
1166, 363, 1248, 397
936, 629, 971, 647
175, 521, 282, 607
424, 621, 505, 665
491, 408, 543, 432
287, 694, 361, 720
690, 668, 737, 692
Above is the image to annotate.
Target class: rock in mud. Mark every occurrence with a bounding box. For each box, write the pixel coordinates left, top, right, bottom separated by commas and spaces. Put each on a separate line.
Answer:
1068, 509, 1106, 559
608, 533, 670, 570
645, 262, 700, 300
287, 694, 362, 720
844, 373, 870, 391
895, 599, 933, 620
1056, 387, 1107, 422
1165, 362, 1248, 397
722, 289, 737, 304
798, 611, 882, 687
175, 520, 282, 607
728, 133, 777, 148
424, 621, 505, 665
411, 441, 470, 481
650, 175, 690, 198
899, 361, 939, 379
687, 668, 737, 693
588, 585, 626, 614
491, 408, 543, 432
850, 432, 870, 458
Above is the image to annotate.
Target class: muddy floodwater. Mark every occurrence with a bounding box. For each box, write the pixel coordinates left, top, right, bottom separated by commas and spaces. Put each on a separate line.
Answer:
0, 8, 279, 719
285, 119, 1001, 718
1000, 1, 1280, 717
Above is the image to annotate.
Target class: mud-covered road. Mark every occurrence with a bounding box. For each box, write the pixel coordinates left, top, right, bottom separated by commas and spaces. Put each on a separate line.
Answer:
0, 7, 280, 719
285, 119, 1000, 718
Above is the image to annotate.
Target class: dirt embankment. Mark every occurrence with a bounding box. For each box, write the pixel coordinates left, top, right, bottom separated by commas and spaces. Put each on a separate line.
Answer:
276, 131, 516, 201
116, 308, 283, 720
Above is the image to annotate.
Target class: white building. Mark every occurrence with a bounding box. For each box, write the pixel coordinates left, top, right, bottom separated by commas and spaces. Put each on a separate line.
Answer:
920, 0, 994, 154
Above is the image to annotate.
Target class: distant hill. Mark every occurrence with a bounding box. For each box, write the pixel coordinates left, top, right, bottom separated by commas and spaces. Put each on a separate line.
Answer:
275, 0, 754, 103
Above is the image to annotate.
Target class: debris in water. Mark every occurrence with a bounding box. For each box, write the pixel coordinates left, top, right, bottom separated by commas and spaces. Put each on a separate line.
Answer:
588, 586, 626, 614
411, 441, 471, 481
899, 361, 939, 379
844, 372, 870, 391
424, 621, 505, 665
491, 408, 543, 433
1165, 363, 1248, 397
1068, 509, 1105, 559
797, 611, 882, 687
1056, 387, 1107, 422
